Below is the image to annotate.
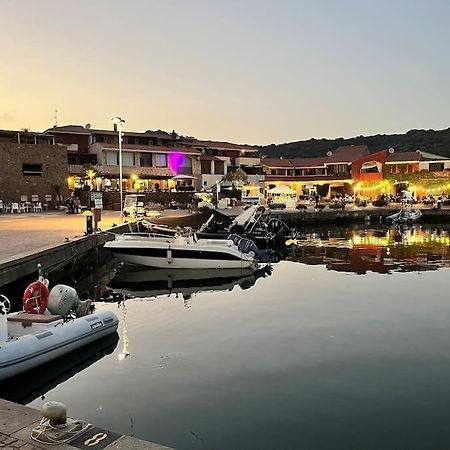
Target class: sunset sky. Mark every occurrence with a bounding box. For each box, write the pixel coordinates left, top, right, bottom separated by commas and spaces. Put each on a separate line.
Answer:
1, 0, 449, 145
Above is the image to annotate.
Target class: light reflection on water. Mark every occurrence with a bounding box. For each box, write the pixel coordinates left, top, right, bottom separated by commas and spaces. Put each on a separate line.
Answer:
2, 224, 450, 450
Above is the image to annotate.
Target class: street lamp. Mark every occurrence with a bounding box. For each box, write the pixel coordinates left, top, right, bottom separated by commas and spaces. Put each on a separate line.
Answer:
112, 116, 125, 218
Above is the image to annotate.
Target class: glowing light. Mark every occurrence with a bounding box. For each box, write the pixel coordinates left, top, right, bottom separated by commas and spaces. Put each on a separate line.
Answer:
168, 152, 184, 173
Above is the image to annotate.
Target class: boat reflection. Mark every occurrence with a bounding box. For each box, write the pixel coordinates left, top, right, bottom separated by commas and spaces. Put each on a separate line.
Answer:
286, 226, 450, 274
0, 332, 119, 404
108, 265, 273, 307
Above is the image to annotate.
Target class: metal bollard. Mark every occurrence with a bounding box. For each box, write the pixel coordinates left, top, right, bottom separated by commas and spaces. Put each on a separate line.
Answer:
86, 215, 93, 234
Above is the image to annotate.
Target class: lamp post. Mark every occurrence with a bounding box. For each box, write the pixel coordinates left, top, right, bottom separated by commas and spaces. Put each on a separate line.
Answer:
112, 117, 125, 218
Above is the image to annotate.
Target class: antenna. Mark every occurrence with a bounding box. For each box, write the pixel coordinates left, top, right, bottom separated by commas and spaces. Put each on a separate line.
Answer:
53, 108, 58, 127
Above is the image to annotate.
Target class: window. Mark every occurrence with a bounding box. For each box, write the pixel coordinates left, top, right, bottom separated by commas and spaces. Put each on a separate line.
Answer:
127, 137, 136, 145
140, 153, 152, 167
327, 164, 348, 175
122, 151, 135, 167
106, 151, 118, 165
287, 169, 294, 176
45, 194, 52, 201
155, 154, 167, 167
94, 135, 105, 143
22, 164, 42, 176
389, 165, 399, 174
214, 160, 224, 175
201, 160, 212, 174
179, 156, 193, 175
429, 162, 445, 172
138, 138, 149, 145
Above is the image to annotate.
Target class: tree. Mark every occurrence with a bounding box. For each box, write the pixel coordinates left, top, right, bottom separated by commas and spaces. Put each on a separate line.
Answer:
221, 168, 248, 186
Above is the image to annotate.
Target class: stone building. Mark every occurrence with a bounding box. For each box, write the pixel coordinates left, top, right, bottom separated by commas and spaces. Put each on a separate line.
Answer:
0, 130, 68, 207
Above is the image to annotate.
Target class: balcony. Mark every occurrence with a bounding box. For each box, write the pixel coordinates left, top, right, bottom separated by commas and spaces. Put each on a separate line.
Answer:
236, 157, 261, 167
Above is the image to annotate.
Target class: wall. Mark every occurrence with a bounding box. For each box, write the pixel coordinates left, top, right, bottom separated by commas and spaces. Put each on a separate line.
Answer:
53, 133, 90, 153
352, 150, 388, 182
0, 143, 68, 206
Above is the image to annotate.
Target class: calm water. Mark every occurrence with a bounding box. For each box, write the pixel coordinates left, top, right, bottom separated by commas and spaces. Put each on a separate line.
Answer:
2, 225, 450, 449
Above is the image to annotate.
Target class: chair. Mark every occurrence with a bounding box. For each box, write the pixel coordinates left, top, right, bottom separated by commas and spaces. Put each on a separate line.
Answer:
33, 202, 43, 213
0, 200, 3, 213
19, 203, 27, 213
11, 202, 20, 213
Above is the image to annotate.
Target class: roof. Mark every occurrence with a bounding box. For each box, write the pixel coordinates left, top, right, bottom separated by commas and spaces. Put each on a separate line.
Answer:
291, 157, 327, 168
326, 145, 370, 163
385, 152, 421, 163
100, 143, 201, 155
200, 155, 223, 161
45, 125, 91, 135
261, 158, 294, 168
191, 140, 258, 151
90, 128, 177, 139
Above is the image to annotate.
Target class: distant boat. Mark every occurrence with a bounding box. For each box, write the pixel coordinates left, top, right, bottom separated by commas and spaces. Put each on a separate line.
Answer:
104, 230, 268, 269
386, 207, 422, 224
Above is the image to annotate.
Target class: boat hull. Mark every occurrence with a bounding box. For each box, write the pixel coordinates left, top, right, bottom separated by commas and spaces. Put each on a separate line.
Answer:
0, 311, 118, 381
105, 238, 255, 269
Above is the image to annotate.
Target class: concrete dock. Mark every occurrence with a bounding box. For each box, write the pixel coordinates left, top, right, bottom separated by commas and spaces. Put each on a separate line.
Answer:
0, 398, 172, 449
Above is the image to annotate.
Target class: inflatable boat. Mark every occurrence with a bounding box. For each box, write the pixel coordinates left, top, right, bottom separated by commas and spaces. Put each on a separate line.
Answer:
0, 277, 118, 382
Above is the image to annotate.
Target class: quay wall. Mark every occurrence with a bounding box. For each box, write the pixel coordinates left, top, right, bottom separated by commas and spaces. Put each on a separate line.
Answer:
0, 225, 129, 288
270, 207, 450, 225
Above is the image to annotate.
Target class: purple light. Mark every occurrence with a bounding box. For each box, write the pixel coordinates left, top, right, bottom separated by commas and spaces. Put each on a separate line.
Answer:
168, 152, 184, 174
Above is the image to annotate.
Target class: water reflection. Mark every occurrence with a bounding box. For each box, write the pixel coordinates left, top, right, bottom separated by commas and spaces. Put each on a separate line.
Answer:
286, 225, 450, 274
108, 265, 273, 307
0, 333, 118, 404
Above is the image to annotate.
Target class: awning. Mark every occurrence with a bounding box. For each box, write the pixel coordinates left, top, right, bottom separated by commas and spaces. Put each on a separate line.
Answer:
268, 185, 296, 194
172, 174, 197, 180
361, 161, 382, 171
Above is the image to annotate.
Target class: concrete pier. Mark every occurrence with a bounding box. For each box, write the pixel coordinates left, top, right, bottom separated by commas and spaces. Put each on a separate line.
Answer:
271, 205, 450, 225
0, 398, 173, 449
0, 225, 130, 288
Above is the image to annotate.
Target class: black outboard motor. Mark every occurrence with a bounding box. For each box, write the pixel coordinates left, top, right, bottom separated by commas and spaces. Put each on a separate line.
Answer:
228, 234, 270, 263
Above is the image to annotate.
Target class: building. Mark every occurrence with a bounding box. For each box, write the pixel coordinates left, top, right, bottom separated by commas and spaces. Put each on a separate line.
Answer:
45, 125, 202, 192
0, 129, 68, 207
262, 145, 450, 201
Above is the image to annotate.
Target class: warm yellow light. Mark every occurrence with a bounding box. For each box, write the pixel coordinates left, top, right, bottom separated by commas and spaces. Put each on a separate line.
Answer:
131, 174, 138, 181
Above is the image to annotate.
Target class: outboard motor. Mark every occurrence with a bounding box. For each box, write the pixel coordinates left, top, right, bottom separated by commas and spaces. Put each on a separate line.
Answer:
47, 285, 92, 318
267, 218, 291, 236
228, 234, 270, 263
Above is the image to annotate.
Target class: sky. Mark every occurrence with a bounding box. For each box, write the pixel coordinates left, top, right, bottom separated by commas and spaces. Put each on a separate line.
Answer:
1, 0, 449, 145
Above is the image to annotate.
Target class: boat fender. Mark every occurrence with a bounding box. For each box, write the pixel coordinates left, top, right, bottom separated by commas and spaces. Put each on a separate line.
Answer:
23, 280, 49, 314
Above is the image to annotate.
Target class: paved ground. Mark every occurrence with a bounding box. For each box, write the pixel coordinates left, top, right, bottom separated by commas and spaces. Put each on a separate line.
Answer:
0, 210, 194, 260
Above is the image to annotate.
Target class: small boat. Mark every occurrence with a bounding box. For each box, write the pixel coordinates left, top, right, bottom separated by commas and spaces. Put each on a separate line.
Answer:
104, 229, 269, 269
142, 205, 292, 248
386, 207, 422, 224
0, 273, 118, 382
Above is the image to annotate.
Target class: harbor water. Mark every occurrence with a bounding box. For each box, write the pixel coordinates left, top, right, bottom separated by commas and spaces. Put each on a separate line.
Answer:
1, 224, 450, 450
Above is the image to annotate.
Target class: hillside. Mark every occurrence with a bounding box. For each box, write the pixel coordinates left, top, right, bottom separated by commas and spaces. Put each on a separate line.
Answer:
260, 127, 450, 159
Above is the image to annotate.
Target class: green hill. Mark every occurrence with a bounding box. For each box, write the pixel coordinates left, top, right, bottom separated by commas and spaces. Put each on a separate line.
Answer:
260, 127, 450, 159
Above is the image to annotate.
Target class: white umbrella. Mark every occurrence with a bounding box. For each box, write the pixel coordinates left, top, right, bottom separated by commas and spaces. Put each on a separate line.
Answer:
268, 185, 296, 194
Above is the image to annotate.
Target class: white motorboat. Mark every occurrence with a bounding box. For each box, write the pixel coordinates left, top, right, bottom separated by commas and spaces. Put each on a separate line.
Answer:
104, 230, 267, 269
386, 207, 422, 224
0, 279, 118, 382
